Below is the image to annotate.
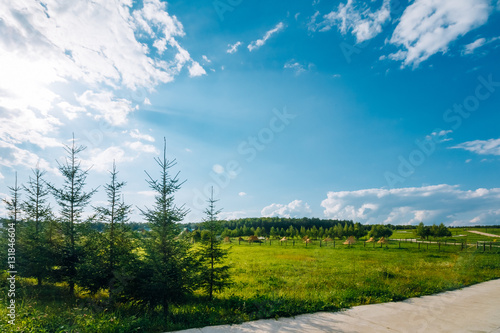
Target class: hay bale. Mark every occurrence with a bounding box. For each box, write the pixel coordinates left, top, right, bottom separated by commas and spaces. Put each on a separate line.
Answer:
377, 237, 388, 244
323, 237, 333, 242
224, 236, 231, 243
304, 238, 311, 243
343, 236, 356, 245
248, 235, 262, 243
280, 237, 287, 242
366, 237, 375, 243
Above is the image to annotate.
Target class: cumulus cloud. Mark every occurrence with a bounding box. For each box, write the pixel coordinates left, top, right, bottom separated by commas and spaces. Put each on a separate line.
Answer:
261, 200, 312, 218
77, 90, 136, 126
248, 22, 285, 51
219, 211, 248, 221
82, 146, 134, 172
321, 184, 500, 226
0, 141, 58, 175
227, 41, 242, 54
388, 0, 492, 67
0, 0, 202, 162
309, 0, 391, 43
125, 141, 159, 154
128, 129, 155, 142
238, 192, 247, 197
450, 138, 500, 156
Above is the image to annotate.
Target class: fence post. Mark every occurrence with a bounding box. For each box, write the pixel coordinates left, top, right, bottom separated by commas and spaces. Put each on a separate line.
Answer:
399, 242, 401, 249
483, 242, 486, 252
418, 242, 420, 250
427, 242, 429, 250
438, 242, 440, 251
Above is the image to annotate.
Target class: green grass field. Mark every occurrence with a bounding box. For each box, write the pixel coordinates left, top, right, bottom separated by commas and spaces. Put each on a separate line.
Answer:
2, 236, 500, 332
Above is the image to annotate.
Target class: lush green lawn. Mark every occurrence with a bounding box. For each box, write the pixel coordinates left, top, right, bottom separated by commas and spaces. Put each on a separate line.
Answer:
2, 240, 500, 333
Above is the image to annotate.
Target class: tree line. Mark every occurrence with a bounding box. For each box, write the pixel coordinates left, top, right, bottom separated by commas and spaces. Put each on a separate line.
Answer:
0, 137, 230, 313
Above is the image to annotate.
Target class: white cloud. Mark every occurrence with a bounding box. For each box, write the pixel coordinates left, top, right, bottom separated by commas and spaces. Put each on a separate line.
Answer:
261, 200, 312, 218
450, 138, 500, 156
248, 22, 285, 51
0, 172, 4, 180
321, 184, 500, 225
310, 0, 391, 43
202, 55, 211, 63
284, 60, 313, 75
0, 0, 202, 158
219, 210, 247, 220
144, 97, 152, 105
57, 102, 87, 120
464, 38, 486, 54
77, 90, 135, 126
188, 61, 206, 77
463, 36, 500, 55
238, 192, 247, 197
388, 0, 492, 67
125, 141, 159, 154
227, 41, 242, 54
82, 146, 134, 172
0, 141, 58, 175
129, 129, 155, 142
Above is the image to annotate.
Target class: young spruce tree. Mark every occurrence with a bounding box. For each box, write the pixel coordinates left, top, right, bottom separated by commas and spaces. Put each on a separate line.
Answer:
138, 138, 191, 313
49, 137, 97, 294
195, 187, 231, 300
80, 161, 135, 298
20, 166, 53, 286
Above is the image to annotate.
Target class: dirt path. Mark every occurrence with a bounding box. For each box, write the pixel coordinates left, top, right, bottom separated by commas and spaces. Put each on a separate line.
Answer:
468, 230, 500, 238
172, 279, 500, 333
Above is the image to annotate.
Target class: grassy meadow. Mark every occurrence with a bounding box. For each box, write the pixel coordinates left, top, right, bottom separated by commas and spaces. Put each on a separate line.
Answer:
2, 234, 500, 333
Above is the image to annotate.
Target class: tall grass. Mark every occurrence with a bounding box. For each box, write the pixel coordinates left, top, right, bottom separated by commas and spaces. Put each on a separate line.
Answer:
1, 240, 499, 332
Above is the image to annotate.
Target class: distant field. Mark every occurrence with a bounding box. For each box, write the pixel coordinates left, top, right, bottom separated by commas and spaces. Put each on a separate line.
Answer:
392, 227, 500, 243
2, 236, 499, 333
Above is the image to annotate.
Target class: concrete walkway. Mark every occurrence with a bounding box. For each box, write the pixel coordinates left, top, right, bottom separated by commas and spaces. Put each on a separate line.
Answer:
468, 230, 500, 238
173, 279, 500, 333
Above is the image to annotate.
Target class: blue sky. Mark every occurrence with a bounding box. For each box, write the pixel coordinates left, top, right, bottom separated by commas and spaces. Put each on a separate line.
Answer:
1, 0, 500, 225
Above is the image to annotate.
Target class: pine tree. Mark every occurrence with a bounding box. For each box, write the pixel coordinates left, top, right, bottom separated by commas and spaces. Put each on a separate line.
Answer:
79, 161, 135, 298
195, 187, 231, 300
21, 167, 53, 285
49, 137, 97, 294
138, 138, 191, 313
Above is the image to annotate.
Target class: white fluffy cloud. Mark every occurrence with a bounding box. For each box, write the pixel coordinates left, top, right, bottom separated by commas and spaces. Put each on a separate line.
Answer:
82, 146, 134, 172
77, 90, 137, 126
451, 138, 500, 156
0, 0, 203, 173
388, 0, 492, 67
321, 185, 500, 226
248, 22, 285, 51
128, 129, 155, 142
309, 0, 391, 43
261, 200, 312, 218
125, 141, 159, 154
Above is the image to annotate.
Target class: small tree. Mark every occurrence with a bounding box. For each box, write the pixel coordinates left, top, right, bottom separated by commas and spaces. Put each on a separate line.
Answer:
195, 187, 231, 300
49, 136, 97, 294
20, 167, 53, 286
137, 138, 191, 313
415, 222, 431, 240
79, 162, 135, 298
